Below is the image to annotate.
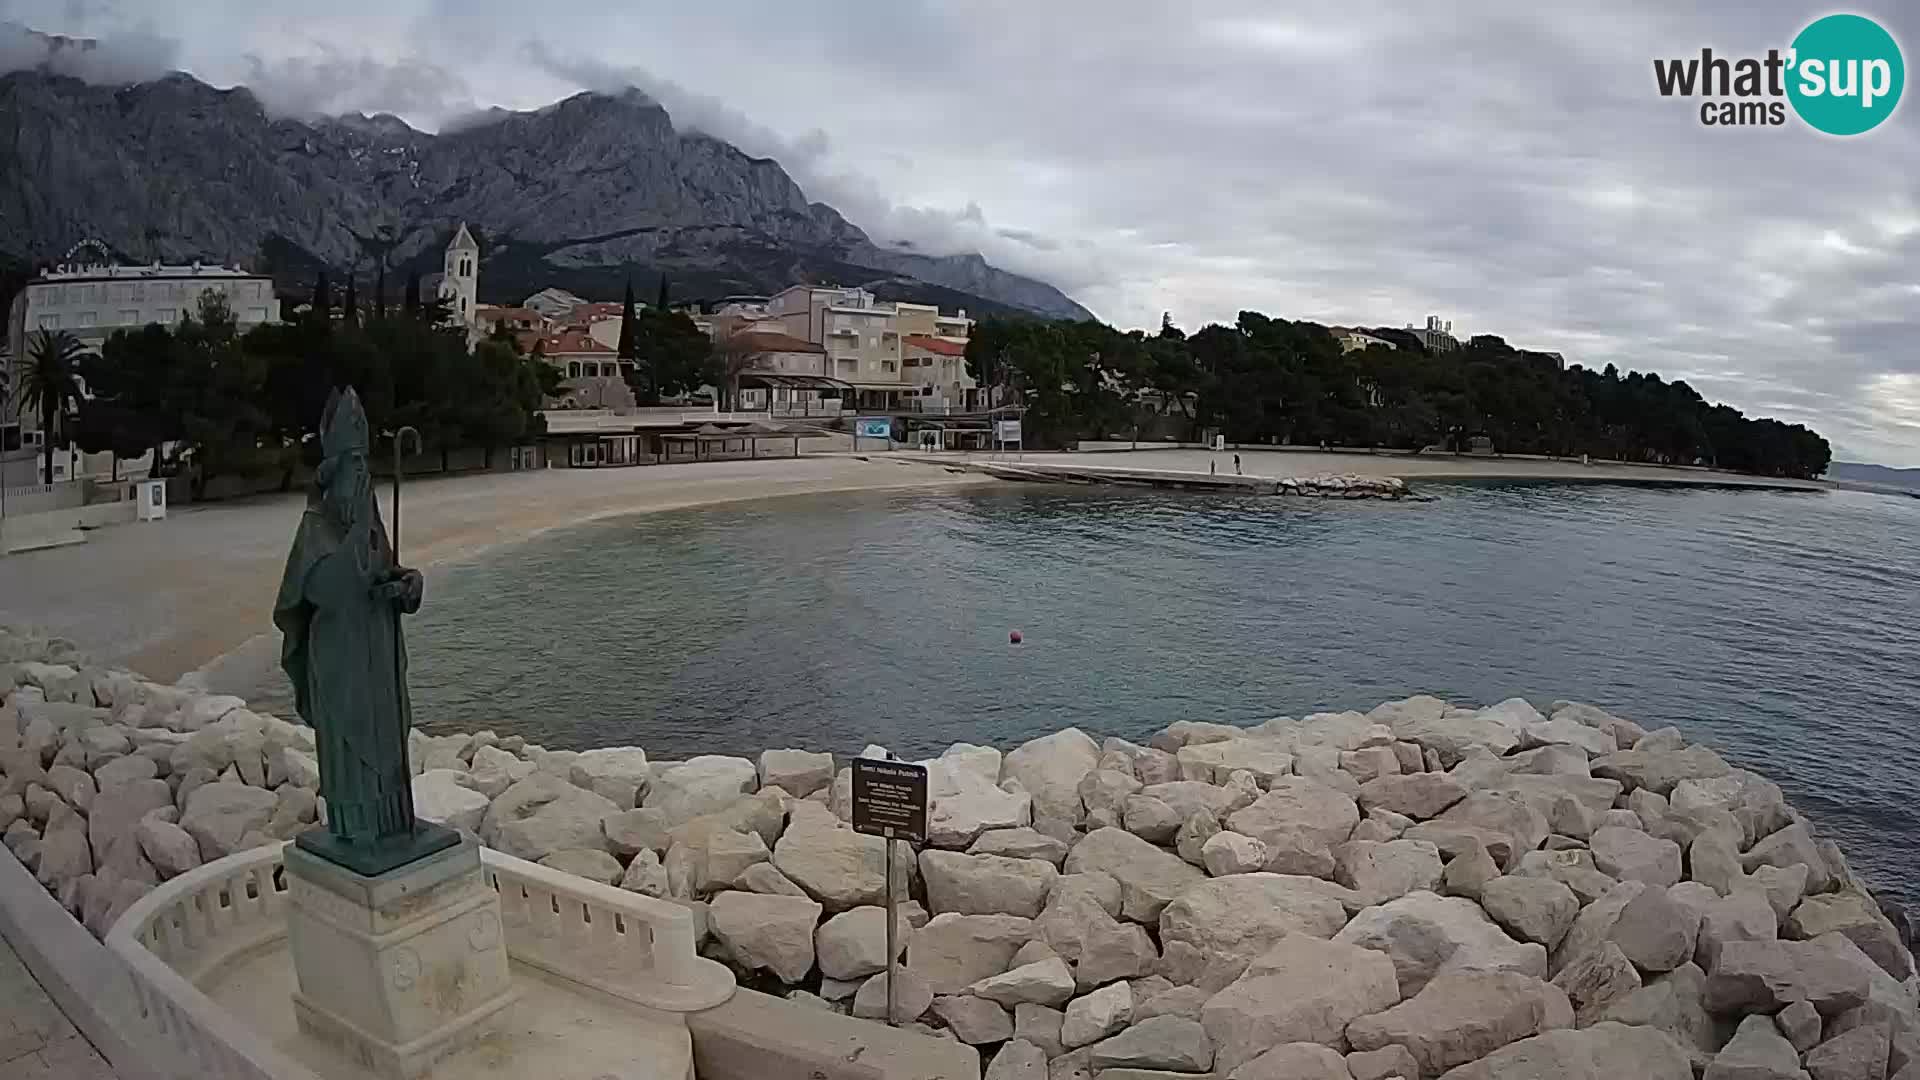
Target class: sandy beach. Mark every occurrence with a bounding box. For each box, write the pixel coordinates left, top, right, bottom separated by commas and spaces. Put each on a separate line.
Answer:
0, 454, 989, 687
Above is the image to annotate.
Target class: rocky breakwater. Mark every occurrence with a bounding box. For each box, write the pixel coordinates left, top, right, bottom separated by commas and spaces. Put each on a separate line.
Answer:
3, 625, 1916, 1080
1276, 475, 1411, 500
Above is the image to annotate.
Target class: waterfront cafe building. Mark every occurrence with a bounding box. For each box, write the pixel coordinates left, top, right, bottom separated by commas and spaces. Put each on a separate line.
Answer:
538, 409, 820, 468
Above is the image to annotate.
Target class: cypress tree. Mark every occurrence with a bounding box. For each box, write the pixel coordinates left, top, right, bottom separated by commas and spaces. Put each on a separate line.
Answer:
656, 274, 669, 312
342, 273, 358, 327
375, 263, 388, 320
617, 278, 638, 360
404, 272, 421, 317
312, 270, 331, 324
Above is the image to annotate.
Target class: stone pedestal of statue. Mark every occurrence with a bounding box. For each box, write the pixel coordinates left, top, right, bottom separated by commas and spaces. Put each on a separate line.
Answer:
284, 834, 518, 1079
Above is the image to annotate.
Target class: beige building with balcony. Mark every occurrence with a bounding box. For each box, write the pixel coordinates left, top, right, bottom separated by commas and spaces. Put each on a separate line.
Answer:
760, 284, 974, 412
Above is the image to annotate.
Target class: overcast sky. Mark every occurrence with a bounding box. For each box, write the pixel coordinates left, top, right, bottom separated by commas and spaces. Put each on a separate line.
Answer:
4, 1, 1918, 464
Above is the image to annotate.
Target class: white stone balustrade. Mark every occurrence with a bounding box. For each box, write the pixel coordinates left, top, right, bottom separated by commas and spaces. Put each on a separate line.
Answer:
105, 841, 735, 1080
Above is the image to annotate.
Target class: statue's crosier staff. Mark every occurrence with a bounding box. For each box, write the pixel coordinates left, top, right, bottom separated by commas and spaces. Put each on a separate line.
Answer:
390, 425, 422, 823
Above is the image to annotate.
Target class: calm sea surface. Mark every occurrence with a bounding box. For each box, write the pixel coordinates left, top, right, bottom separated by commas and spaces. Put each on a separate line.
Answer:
406, 482, 1920, 907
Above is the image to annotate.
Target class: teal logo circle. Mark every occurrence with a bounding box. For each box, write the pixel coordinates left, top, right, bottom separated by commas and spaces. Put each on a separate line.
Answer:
1787, 14, 1904, 135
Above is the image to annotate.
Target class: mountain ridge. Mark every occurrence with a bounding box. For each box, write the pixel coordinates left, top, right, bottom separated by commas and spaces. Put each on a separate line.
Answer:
0, 63, 1093, 320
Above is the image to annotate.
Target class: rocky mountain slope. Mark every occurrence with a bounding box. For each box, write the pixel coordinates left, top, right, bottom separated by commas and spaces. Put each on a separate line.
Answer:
0, 67, 1091, 319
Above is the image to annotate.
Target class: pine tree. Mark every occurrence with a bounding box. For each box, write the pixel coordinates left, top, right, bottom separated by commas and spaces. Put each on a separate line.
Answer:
656, 274, 670, 312
617, 278, 638, 360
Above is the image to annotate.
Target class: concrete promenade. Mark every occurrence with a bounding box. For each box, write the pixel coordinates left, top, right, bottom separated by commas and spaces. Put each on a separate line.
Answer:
0, 935, 114, 1080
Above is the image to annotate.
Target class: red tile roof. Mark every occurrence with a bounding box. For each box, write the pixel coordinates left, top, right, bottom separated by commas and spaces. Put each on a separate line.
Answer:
726, 329, 826, 354
533, 329, 614, 356
904, 334, 967, 357
569, 302, 624, 322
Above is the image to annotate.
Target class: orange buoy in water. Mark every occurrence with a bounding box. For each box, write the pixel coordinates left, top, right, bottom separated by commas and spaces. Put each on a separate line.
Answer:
1009, 630, 1024, 644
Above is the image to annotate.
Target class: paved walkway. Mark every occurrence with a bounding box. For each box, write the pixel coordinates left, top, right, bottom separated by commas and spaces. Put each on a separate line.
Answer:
0, 935, 113, 1080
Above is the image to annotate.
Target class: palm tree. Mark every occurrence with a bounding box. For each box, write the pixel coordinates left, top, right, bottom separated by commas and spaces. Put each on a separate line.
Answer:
20, 330, 87, 483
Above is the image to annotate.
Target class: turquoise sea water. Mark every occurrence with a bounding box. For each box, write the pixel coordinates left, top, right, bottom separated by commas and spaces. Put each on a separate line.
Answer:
409, 482, 1920, 908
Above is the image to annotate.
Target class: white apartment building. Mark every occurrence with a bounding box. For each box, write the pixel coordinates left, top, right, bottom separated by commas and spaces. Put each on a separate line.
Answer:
3, 255, 281, 455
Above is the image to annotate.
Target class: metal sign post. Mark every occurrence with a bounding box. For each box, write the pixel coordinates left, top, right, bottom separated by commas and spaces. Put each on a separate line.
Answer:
850, 757, 928, 1026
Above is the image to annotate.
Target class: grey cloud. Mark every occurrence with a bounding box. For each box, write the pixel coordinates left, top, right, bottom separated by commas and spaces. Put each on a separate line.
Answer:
0, 18, 177, 82
6, 0, 1918, 462
237, 48, 477, 125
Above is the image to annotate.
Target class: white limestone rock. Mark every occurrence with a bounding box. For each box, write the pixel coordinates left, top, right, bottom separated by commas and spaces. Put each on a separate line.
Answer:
1590, 826, 1683, 887
537, 848, 623, 885
566, 747, 652, 809
925, 756, 1033, 849
463, 745, 531, 799
1443, 1022, 1694, 1080
602, 807, 674, 857
921, 849, 1059, 918
909, 912, 1035, 994
985, 1039, 1048, 1080
1698, 887, 1780, 970
1175, 739, 1295, 786
1704, 936, 1872, 1017
1788, 890, 1915, 982
178, 781, 277, 861
1227, 778, 1359, 854
1004, 728, 1101, 825
970, 956, 1077, 1007
35, 803, 92, 887
643, 755, 756, 823
771, 801, 905, 911
930, 994, 1013, 1044
758, 748, 835, 797
1065, 827, 1207, 924
852, 968, 934, 1021
618, 849, 670, 897
1480, 875, 1581, 949
1551, 941, 1643, 1025
970, 827, 1070, 866
1356, 772, 1468, 821
1331, 890, 1548, 997
709, 890, 822, 983
411, 769, 490, 834
1518, 717, 1615, 757
85, 778, 171, 862
1333, 838, 1444, 906
1086, 1014, 1214, 1072
1200, 935, 1400, 1071
1159, 873, 1353, 989
733, 861, 806, 896
1061, 981, 1131, 1049
1080, 769, 1144, 820
1591, 745, 1732, 797
1203, 831, 1270, 877
1703, 1013, 1810, 1080
480, 774, 618, 861
1142, 780, 1242, 822
1346, 969, 1575, 1078
816, 905, 909, 981
134, 815, 201, 879
1122, 795, 1182, 843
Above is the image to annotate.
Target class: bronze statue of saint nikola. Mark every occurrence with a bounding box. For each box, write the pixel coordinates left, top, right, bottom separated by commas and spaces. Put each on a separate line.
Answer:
275, 386, 456, 876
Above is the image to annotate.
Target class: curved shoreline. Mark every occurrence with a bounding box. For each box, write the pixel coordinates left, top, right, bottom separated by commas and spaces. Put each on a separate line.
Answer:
0, 456, 991, 686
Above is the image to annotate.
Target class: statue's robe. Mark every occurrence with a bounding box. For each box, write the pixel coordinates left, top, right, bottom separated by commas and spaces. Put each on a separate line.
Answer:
273, 497, 419, 844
